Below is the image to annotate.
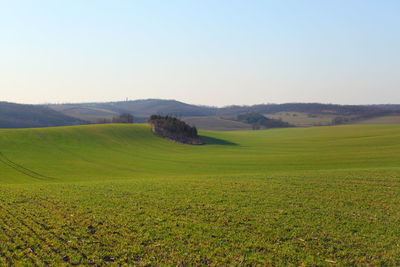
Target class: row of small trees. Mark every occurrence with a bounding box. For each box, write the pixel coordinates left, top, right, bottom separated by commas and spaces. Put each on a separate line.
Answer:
236, 113, 293, 129
97, 113, 134, 124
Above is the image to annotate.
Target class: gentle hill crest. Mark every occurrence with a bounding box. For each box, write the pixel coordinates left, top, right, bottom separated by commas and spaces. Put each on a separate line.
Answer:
1, 123, 400, 183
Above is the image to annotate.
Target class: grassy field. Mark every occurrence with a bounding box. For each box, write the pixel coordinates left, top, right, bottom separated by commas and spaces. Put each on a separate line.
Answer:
0, 124, 400, 265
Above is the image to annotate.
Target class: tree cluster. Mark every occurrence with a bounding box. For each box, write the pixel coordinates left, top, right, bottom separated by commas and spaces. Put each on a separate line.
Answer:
148, 115, 202, 144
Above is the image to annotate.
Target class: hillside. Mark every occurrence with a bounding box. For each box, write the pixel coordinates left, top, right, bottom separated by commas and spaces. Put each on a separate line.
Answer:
218, 103, 390, 116
1, 124, 400, 183
1, 124, 400, 265
355, 115, 400, 124
0, 102, 86, 128
3, 99, 400, 130
48, 99, 400, 128
182, 116, 253, 131
265, 112, 338, 127
48, 99, 217, 123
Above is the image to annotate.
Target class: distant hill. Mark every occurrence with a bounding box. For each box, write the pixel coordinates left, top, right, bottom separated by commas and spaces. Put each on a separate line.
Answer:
2, 99, 400, 130
0, 102, 86, 128
49, 100, 400, 128
113, 99, 217, 117
50, 104, 121, 123
217, 103, 393, 116
48, 99, 217, 123
50, 100, 398, 118
369, 104, 400, 110
182, 116, 253, 131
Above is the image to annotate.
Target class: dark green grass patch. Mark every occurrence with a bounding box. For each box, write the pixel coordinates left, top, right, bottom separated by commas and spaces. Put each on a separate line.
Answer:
0, 171, 399, 265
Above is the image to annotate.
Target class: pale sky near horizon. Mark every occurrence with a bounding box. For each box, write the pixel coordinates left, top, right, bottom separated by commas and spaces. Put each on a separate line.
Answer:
0, 0, 399, 107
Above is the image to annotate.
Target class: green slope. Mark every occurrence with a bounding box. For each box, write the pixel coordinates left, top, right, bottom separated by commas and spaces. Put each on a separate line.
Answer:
1, 124, 400, 265
1, 123, 400, 183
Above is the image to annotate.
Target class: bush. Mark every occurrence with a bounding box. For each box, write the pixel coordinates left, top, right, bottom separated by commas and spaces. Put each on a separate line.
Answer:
148, 115, 202, 144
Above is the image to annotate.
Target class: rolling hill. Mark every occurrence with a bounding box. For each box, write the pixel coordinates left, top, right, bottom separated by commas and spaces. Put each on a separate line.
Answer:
0, 102, 86, 128
2, 99, 400, 129
48, 99, 400, 128
48, 99, 218, 123
1, 124, 400, 264
0, 124, 399, 265
1, 123, 400, 184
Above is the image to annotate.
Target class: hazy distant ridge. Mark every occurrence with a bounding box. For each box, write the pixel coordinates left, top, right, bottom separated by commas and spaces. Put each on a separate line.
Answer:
0, 102, 86, 128
2, 99, 400, 129
50, 99, 399, 120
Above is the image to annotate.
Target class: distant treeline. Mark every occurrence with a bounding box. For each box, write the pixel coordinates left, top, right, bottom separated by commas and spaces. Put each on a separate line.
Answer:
4, 99, 400, 129
97, 113, 134, 124
218, 103, 399, 117
49, 100, 400, 123
331, 109, 400, 125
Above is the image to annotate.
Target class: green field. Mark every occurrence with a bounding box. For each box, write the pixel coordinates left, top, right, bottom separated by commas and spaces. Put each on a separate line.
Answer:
1, 124, 400, 265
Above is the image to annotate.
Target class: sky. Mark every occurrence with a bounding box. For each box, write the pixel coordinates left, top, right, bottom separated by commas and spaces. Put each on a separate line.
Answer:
0, 0, 399, 107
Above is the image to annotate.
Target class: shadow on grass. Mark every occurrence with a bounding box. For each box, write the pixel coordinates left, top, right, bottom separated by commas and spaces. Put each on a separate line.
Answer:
200, 136, 237, 146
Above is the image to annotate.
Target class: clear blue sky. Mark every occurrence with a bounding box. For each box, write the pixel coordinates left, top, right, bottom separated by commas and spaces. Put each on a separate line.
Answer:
1, 0, 399, 106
